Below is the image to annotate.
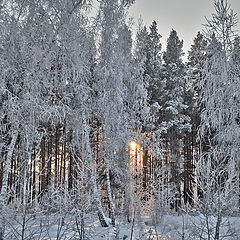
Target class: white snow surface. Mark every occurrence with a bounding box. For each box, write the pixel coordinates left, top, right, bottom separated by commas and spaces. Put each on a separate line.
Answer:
2, 212, 240, 239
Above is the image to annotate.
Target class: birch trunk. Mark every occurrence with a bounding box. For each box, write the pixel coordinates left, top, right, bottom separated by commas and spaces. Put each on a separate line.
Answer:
0, 130, 18, 240
0, 131, 18, 204
83, 119, 109, 227
105, 164, 115, 226
90, 169, 109, 227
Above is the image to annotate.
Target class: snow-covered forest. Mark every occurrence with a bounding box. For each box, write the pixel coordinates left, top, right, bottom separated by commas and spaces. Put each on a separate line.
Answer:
0, 0, 239, 239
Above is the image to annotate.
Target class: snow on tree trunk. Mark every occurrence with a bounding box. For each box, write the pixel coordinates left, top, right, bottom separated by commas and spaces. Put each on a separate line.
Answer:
90, 168, 110, 227
0, 130, 18, 240
83, 118, 110, 227
196, 30, 239, 238
0, 130, 18, 204
105, 163, 115, 227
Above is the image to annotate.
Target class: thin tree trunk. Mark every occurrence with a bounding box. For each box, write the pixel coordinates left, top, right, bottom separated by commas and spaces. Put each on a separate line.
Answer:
8, 154, 14, 203
22, 138, 31, 206
40, 136, 46, 199
16, 146, 21, 199
91, 170, 109, 227
32, 149, 36, 200
55, 126, 59, 189
68, 151, 73, 190
214, 214, 221, 240
63, 140, 66, 186
105, 164, 115, 226
0, 131, 18, 204
29, 153, 33, 202
60, 141, 63, 185
84, 119, 109, 227
214, 196, 222, 240
0, 130, 18, 240
47, 134, 52, 189
68, 133, 73, 191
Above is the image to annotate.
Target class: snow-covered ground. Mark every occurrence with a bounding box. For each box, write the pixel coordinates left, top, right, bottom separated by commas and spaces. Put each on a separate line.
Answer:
84, 214, 240, 240
2, 211, 240, 239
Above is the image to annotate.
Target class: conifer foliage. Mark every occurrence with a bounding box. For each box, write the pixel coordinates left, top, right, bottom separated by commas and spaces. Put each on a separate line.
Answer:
0, 0, 239, 237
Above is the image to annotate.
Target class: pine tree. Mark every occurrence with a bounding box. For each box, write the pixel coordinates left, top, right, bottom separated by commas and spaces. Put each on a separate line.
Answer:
132, 25, 150, 132
141, 21, 164, 154
161, 29, 190, 211
183, 32, 207, 205
188, 32, 207, 76
145, 21, 162, 105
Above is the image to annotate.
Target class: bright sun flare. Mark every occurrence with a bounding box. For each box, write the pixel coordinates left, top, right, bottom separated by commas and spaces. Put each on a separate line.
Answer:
129, 141, 143, 167
130, 141, 137, 150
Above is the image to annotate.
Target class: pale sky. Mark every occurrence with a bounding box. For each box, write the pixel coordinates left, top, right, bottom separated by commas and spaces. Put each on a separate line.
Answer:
128, 0, 240, 60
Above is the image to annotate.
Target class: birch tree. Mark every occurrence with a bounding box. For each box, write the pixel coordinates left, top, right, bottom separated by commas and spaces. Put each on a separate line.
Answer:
204, 0, 238, 53
197, 31, 239, 240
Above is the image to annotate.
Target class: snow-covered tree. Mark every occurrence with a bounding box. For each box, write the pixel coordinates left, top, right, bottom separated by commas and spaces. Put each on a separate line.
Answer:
197, 31, 239, 239
144, 21, 162, 106
0, 0, 97, 234
204, 0, 238, 53
183, 32, 208, 205
161, 29, 190, 211
130, 25, 150, 133
196, 0, 239, 235
92, 0, 141, 226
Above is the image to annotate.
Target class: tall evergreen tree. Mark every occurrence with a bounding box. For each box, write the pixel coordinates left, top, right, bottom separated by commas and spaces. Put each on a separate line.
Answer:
133, 25, 150, 132
161, 29, 190, 211
145, 21, 162, 105
183, 32, 207, 204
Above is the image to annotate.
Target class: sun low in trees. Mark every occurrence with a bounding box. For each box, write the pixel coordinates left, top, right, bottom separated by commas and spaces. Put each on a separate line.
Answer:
134, 23, 194, 212
92, 0, 149, 227
1, 0, 240, 237
0, 0, 150, 232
